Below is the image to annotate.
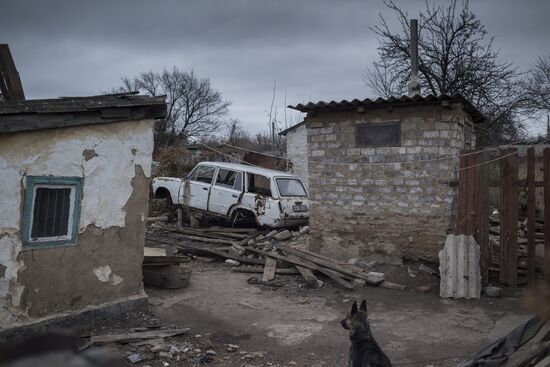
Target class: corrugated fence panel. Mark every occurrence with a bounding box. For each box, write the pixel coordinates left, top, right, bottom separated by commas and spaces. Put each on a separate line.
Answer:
439, 234, 481, 299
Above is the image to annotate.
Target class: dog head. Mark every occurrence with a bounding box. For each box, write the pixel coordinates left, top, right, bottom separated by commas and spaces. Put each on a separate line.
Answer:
341, 299, 370, 335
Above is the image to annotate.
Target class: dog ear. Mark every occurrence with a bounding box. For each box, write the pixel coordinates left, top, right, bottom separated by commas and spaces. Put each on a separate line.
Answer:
351, 301, 358, 315
359, 300, 367, 313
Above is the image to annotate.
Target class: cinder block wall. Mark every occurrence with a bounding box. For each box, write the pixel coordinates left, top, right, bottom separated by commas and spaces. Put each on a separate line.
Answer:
306, 103, 475, 262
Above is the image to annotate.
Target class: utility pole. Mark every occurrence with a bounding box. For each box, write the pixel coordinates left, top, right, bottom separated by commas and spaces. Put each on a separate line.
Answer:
408, 19, 421, 97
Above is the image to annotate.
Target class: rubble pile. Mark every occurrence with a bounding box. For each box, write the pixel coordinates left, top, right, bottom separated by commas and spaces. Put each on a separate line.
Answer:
146, 224, 398, 290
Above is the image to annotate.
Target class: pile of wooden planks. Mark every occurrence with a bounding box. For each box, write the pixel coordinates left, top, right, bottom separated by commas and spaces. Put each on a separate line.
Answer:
146, 226, 387, 290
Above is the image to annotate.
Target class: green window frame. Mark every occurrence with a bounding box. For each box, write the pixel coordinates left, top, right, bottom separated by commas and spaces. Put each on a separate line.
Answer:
22, 176, 84, 248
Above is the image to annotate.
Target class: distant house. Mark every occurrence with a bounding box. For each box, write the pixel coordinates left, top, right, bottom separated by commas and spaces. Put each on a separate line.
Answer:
0, 94, 166, 328
287, 94, 484, 263
279, 121, 308, 191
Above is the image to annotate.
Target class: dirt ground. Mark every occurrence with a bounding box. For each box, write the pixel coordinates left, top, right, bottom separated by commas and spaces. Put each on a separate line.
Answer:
131, 259, 532, 367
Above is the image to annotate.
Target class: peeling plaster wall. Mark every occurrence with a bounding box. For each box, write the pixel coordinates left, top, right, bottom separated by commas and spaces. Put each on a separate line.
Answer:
0, 120, 154, 326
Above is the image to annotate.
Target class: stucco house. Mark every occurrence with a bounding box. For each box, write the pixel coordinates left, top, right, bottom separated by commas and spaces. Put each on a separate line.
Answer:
287, 94, 484, 263
279, 121, 308, 191
0, 93, 166, 329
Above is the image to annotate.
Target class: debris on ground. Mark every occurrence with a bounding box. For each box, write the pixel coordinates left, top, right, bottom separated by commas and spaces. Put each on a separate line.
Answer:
146, 224, 394, 290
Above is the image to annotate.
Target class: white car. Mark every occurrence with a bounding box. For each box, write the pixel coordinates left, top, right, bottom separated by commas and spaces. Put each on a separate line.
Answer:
152, 162, 309, 228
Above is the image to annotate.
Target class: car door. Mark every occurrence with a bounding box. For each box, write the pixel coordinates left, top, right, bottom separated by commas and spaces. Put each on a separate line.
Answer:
184, 165, 216, 211
208, 168, 243, 215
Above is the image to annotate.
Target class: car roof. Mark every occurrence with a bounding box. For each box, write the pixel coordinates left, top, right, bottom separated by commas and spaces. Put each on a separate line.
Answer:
196, 161, 297, 178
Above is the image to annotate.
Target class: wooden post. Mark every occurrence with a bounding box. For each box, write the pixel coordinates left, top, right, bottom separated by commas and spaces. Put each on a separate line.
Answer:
544, 148, 550, 284
527, 147, 536, 286
499, 149, 518, 287
474, 151, 489, 286
456, 150, 489, 285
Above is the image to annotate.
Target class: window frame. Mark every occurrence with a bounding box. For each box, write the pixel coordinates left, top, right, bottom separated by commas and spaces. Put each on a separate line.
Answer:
22, 176, 84, 249
214, 169, 243, 191
355, 122, 401, 147
275, 178, 308, 198
190, 165, 216, 185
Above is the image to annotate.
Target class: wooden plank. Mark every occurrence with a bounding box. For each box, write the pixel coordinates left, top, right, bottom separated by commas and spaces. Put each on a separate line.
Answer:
474, 151, 490, 286
274, 244, 383, 285
527, 147, 537, 286
0, 44, 25, 101
261, 256, 277, 283
144, 247, 166, 257
232, 267, 300, 275
90, 328, 190, 345
246, 247, 354, 289
499, 149, 518, 287
146, 235, 264, 265
545, 148, 550, 284
295, 266, 323, 288
456, 150, 469, 234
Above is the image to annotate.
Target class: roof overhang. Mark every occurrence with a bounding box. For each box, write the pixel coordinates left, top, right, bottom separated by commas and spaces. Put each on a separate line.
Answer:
0, 93, 167, 134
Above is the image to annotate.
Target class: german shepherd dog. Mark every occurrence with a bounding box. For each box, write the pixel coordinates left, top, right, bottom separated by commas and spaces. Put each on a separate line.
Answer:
341, 300, 392, 367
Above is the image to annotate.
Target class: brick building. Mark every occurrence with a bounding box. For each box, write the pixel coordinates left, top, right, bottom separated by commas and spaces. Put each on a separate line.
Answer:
288, 94, 484, 262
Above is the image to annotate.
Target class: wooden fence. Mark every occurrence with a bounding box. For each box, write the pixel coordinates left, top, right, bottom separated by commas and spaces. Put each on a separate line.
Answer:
456, 147, 550, 287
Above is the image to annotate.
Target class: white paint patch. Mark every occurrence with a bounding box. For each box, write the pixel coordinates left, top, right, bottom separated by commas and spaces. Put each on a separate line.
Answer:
93, 265, 124, 286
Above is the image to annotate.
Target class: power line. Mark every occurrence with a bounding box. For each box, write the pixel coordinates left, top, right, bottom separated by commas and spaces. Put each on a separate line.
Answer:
217, 137, 542, 167
197, 142, 526, 184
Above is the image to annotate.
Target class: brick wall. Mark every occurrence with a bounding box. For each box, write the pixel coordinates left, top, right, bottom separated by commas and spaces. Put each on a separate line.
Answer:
306, 103, 476, 262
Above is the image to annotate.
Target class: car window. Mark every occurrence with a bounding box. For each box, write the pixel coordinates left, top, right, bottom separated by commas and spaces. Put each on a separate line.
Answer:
216, 169, 242, 191
193, 166, 216, 184
276, 178, 307, 197
247, 174, 271, 197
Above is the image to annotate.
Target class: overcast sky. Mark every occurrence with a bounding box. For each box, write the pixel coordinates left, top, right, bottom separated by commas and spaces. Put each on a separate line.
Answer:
2, 0, 550, 135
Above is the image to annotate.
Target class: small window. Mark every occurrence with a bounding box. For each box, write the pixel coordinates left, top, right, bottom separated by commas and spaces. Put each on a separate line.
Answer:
215, 169, 243, 191
23, 176, 83, 248
276, 178, 307, 197
192, 166, 216, 184
247, 174, 271, 197
356, 123, 401, 147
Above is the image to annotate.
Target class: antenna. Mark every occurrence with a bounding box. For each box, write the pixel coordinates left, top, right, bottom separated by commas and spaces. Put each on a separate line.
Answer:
408, 19, 421, 97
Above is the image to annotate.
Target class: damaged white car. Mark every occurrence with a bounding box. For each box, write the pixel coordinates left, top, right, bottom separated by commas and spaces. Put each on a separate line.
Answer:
152, 162, 309, 228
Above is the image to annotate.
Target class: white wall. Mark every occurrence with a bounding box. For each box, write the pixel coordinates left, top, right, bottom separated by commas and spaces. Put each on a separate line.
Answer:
0, 120, 154, 326
286, 124, 309, 192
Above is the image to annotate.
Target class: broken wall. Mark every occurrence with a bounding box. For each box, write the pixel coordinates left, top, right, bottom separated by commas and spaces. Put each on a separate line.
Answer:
306, 103, 476, 262
286, 123, 309, 192
0, 120, 154, 327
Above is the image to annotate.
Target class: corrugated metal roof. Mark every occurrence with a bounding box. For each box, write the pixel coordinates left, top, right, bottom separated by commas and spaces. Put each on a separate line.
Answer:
278, 121, 305, 136
288, 93, 485, 123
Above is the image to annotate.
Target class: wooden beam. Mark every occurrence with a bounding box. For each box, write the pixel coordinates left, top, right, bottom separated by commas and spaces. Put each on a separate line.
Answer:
499, 149, 518, 287
261, 256, 277, 283
544, 148, 550, 284
0, 44, 25, 101
527, 147, 537, 286
474, 151, 490, 286
295, 266, 323, 288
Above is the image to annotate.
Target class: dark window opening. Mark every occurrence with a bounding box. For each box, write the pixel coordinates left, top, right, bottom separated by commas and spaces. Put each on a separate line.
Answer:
193, 166, 216, 184
247, 174, 271, 197
356, 123, 401, 147
216, 169, 243, 191
31, 187, 71, 239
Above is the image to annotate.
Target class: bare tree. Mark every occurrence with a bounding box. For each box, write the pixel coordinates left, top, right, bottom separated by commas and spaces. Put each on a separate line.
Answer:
116, 67, 231, 145
364, 0, 526, 144
523, 56, 550, 116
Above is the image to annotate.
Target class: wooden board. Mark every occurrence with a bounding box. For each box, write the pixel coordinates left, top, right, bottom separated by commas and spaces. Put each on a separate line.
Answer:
232, 267, 300, 275
295, 266, 322, 287
274, 244, 383, 285
527, 147, 536, 286
499, 149, 518, 287
144, 247, 167, 257
545, 148, 550, 284
261, 256, 277, 283
474, 151, 490, 286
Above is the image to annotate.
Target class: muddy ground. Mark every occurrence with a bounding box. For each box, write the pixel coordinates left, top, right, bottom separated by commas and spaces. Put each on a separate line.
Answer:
109, 258, 531, 367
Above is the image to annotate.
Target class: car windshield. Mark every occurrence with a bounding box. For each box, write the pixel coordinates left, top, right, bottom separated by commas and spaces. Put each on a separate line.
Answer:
276, 178, 307, 197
